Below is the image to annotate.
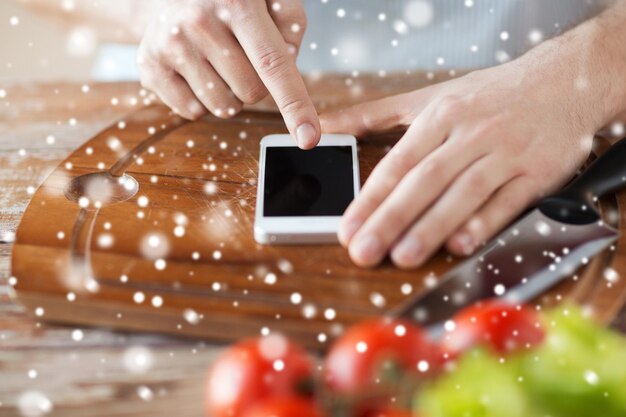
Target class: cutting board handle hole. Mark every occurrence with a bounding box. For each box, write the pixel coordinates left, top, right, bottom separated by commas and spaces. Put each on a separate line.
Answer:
64, 172, 139, 208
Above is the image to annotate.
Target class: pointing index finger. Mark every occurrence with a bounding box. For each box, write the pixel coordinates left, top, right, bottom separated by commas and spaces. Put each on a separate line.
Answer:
230, 4, 320, 149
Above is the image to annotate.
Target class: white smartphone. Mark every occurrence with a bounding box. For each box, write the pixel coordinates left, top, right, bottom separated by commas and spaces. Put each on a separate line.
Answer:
254, 134, 360, 244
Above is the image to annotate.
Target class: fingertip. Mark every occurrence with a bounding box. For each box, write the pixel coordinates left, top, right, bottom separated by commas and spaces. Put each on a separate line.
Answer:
338, 218, 362, 248
447, 231, 475, 256
390, 254, 422, 271
348, 234, 383, 268
176, 100, 207, 121
223, 105, 243, 118
348, 251, 380, 269
296, 135, 319, 150
445, 238, 465, 257
211, 102, 242, 119
175, 108, 203, 121
296, 122, 319, 149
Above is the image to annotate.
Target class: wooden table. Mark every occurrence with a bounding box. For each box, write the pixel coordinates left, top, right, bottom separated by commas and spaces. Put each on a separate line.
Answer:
2, 76, 626, 417
0, 75, 445, 417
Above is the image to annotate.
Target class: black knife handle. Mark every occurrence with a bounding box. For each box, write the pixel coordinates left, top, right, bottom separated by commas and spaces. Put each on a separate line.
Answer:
539, 137, 626, 224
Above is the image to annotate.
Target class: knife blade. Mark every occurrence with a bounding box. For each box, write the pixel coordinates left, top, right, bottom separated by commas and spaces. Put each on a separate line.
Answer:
394, 137, 626, 329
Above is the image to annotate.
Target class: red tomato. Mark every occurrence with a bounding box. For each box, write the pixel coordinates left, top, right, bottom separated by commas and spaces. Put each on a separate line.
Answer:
205, 334, 314, 417
440, 300, 545, 356
241, 396, 326, 417
324, 318, 440, 394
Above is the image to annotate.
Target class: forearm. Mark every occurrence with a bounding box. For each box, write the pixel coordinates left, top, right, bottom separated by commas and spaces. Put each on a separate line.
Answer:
587, 0, 626, 131
516, 0, 626, 134
12, 0, 165, 43
597, 1, 626, 134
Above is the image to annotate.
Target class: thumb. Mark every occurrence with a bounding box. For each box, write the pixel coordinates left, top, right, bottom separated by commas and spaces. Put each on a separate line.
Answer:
320, 88, 436, 137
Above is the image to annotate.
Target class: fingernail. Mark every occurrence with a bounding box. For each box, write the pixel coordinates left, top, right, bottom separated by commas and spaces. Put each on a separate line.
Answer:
296, 123, 317, 149
350, 235, 382, 263
339, 219, 362, 245
456, 232, 475, 255
392, 236, 422, 265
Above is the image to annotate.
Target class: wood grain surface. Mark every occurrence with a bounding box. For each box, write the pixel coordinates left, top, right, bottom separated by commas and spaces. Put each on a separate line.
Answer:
10, 103, 460, 348
0, 73, 453, 417
2, 75, 626, 417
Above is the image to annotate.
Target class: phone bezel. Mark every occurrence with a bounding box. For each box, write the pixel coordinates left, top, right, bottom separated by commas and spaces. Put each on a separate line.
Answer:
254, 134, 360, 244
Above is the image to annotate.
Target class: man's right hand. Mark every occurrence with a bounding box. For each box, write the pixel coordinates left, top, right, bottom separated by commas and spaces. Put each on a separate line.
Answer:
138, 0, 320, 149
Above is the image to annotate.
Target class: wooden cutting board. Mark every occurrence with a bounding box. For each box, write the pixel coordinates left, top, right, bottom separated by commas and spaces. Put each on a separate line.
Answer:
10, 104, 626, 349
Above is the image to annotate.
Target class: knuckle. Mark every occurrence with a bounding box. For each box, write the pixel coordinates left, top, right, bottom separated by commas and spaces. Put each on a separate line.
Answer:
466, 171, 487, 190
420, 157, 442, 177
163, 35, 186, 60
471, 115, 500, 138
256, 47, 290, 78
384, 146, 414, 172
138, 65, 154, 88
361, 104, 404, 132
138, 64, 164, 92
184, 4, 210, 29
370, 161, 401, 187
278, 94, 309, 116
396, 98, 419, 126
138, 43, 162, 68
432, 95, 465, 123
468, 114, 525, 155
360, 111, 381, 133
139, 74, 154, 91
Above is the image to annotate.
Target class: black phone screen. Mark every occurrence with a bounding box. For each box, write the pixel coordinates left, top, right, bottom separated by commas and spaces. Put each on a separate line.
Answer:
263, 146, 355, 217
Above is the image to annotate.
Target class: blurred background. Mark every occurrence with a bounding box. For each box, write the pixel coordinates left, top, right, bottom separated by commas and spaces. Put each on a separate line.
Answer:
1, 2, 95, 81
4, 0, 591, 83
3, 0, 605, 88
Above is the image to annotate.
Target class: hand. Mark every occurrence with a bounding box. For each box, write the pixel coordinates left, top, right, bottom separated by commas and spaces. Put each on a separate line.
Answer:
137, 0, 320, 149
321, 53, 607, 269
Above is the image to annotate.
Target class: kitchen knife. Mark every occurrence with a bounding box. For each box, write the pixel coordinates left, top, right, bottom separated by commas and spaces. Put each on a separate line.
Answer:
394, 137, 626, 328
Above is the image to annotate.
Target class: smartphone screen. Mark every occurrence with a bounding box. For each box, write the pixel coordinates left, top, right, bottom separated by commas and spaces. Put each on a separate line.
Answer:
263, 146, 354, 217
